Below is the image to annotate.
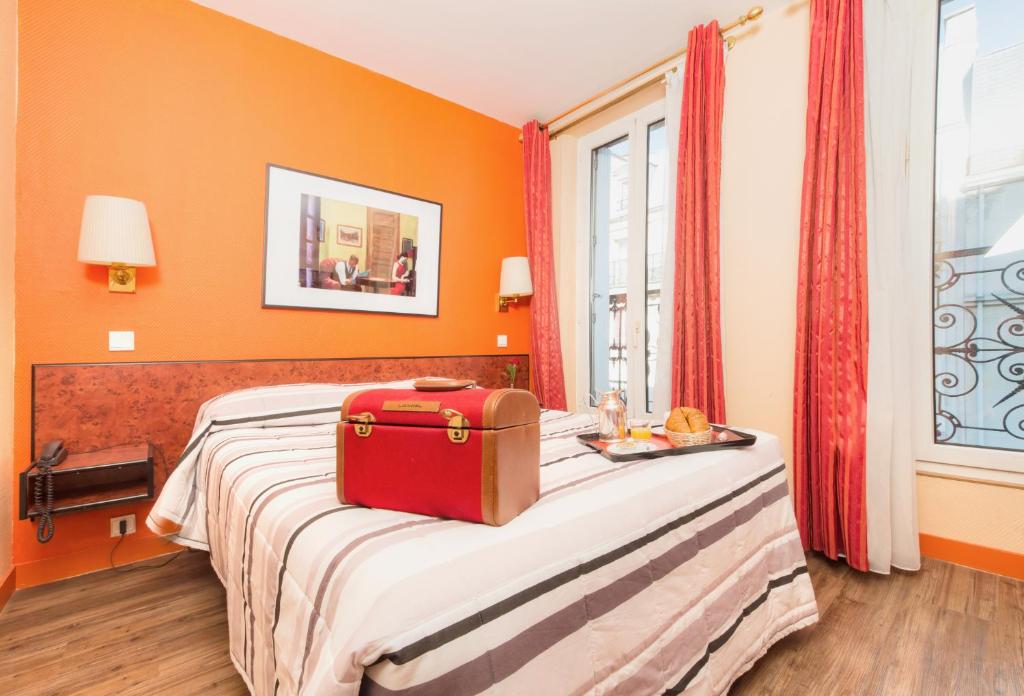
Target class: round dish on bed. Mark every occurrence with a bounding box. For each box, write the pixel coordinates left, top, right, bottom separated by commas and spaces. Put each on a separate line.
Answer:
607, 440, 658, 455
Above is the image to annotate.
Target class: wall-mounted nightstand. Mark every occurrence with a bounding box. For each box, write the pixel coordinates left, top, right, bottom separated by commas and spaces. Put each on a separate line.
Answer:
19, 444, 154, 522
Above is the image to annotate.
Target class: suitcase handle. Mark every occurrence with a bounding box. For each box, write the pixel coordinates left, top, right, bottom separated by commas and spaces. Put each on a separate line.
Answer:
413, 379, 476, 391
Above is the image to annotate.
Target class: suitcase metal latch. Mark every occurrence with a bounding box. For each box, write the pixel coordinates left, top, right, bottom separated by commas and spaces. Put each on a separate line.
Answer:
349, 412, 376, 437
441, 409, 470, 444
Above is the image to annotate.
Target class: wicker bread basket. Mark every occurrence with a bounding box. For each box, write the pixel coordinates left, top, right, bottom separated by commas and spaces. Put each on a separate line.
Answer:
663, 426, 713, 447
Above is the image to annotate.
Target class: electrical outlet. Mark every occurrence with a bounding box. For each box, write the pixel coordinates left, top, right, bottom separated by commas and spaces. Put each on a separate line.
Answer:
110, 514, 136, 537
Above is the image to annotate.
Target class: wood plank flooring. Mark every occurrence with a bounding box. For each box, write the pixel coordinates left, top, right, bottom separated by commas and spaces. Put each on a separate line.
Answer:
0, 550, 247, 696
732, 555, 1024, 695
1, 550, 1021, 695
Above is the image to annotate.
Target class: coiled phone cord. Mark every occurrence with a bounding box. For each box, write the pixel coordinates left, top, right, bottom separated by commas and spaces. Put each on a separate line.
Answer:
34, 463, 55, 543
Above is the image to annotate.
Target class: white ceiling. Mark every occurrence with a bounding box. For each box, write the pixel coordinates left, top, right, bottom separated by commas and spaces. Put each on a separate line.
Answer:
192, 0, 784, 126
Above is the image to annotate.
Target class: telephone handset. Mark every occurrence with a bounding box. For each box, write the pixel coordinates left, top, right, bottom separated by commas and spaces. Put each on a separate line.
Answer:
33, 439, 67, 543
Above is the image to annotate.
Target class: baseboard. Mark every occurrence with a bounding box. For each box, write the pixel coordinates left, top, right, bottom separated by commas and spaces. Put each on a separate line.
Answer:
15, 535, 183, 589
0, 566, 15, 612
919, 533, 1024, 581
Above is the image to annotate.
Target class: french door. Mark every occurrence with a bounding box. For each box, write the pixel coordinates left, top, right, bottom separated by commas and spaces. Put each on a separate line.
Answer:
576, 102, 668, 417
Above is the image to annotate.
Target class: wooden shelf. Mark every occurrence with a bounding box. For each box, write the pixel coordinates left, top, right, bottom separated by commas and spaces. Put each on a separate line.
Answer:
20, 444, 154, 521
24, 482, 152, 519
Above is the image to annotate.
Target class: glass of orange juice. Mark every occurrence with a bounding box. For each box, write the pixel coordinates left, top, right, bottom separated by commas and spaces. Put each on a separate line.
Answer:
629, 419, 653, 440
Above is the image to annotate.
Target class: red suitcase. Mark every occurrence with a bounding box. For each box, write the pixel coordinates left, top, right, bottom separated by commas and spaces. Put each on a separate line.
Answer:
337, 384, 540, 525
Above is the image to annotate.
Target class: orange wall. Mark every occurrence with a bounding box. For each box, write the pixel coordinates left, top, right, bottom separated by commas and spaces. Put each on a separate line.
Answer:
13, 0, 528, 585
0, 0, 15, 587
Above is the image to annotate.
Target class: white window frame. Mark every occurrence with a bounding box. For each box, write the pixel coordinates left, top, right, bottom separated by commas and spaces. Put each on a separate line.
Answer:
911, 0, 1024, 483
574, 101, 667, 417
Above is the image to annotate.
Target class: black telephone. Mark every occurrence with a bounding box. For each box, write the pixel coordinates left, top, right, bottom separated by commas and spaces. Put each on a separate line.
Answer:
33, 440, 67, 543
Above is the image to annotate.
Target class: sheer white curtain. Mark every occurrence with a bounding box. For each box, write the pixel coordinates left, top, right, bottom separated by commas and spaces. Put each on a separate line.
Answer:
652, 67, 684, 420
863, 0, 923, 573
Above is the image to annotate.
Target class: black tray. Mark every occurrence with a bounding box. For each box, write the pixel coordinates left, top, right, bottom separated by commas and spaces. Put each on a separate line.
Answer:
576, 425, 757, 462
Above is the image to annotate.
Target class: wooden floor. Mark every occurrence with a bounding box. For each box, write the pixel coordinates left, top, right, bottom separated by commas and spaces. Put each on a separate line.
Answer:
1, 551, 1021, 695
732, 556, 1024, 696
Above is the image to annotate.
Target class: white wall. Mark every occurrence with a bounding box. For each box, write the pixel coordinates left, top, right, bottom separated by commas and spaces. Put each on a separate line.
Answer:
719, 1, 810, 476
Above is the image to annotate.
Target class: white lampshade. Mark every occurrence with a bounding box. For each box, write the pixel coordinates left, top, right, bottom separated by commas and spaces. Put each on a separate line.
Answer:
499, 256, 533, 296
497, 257, 532, 296
78, 195, 156, 266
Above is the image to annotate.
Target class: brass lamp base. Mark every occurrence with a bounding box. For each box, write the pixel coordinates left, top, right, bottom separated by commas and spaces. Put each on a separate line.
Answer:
108, 264, 137, 293
497, 294, 522, 312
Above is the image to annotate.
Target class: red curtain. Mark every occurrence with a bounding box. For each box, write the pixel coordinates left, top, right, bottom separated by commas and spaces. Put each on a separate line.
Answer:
792, 0, 869, 571
670, 21, 726, 423
522, 121, 567, 410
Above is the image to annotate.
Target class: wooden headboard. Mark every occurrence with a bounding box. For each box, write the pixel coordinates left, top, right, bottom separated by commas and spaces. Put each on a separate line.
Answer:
32, 354, 530, 479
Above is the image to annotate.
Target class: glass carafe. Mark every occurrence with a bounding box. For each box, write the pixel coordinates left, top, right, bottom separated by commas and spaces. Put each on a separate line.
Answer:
596, 390, 627, 443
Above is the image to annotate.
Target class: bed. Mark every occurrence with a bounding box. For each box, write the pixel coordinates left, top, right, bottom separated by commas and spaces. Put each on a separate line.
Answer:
147, 381, 817, 696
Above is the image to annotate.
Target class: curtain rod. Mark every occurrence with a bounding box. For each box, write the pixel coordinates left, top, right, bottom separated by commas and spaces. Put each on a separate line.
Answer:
519, 6, 764, 142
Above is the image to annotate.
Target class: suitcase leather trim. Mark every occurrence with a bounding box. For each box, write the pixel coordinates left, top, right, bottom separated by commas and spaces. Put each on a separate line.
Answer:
340, 389, 368, 423
337, 418, 346, 504
481, 430, 496, 525
337, 389, 366, 505
487, 422, 540, 524
342, 388, 537, 431
481, 389, 538, 430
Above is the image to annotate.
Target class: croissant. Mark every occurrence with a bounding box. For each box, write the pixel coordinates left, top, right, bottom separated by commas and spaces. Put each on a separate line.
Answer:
665, 406, 710, 434
665, 408, 691, 433
686, 409, 709, 433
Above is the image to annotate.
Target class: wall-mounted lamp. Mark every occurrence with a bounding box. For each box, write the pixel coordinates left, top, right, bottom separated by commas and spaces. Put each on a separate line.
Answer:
77, 195, 156, 293
497, 256, 533, 312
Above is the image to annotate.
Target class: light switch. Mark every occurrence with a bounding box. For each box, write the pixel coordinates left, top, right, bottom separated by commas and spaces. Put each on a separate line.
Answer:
108, 331, 135, 351
497, 334, 508, 348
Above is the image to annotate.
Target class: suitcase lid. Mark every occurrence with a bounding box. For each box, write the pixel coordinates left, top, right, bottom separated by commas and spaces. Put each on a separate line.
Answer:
341, 387, 539, 430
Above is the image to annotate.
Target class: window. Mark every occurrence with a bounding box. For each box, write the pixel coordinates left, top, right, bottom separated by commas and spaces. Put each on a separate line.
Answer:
588, 135, 630, 400
933, 0, 1024, 456
645, 121, 668, 413
577, 102, 667, 416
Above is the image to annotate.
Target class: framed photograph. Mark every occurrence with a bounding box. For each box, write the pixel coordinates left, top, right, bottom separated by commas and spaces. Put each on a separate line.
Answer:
263, 164, 442, 316
337, 224, 362, 247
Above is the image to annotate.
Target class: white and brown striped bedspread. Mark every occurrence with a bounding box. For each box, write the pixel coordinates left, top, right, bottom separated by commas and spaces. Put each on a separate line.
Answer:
148, 382, 817, 696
